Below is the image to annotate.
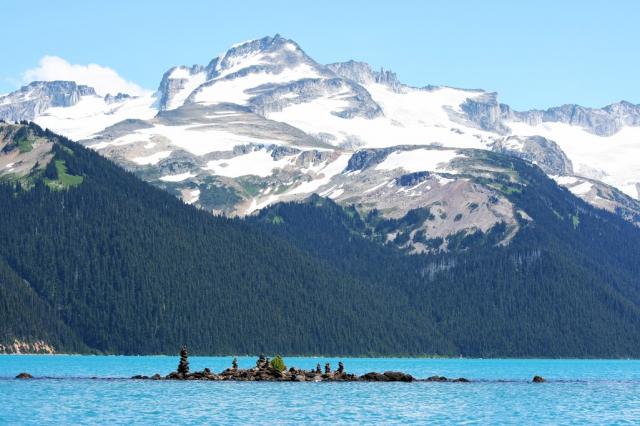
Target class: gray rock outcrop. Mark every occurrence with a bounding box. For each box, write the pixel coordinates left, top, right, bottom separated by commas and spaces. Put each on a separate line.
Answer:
0, 81, 96, 122
491, 135, 574, 176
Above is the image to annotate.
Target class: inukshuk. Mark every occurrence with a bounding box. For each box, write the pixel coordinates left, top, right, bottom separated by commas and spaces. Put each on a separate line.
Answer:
177, 345, 189, 375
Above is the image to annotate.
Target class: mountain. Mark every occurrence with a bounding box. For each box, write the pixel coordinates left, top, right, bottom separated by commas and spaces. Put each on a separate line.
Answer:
247, 157, 640, 357
1, 122, 640, 357
1, 35, 639, 237
0, 122, 454, 355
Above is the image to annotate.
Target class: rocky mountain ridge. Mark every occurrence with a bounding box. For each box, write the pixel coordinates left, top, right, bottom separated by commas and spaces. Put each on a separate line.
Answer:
1, 34, 639, 242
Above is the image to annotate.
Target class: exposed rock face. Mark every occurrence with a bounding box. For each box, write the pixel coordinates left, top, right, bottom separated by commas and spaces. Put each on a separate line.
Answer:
0, 81, 96, 122
491, 135, 574, 176
0, 338, 55, 354
0, 123, 55, 179
177, 35, 384, 121
459, 92, 511, 134
552, 175, 640, 227
248, 77, 383, 119
396, 171, 431, 187
157, 65, 205, 111
327, 60, 401, 91
505, 101, 640, 137
104, 93, 132, 104
345, 148, 394, 171
205, 34, 316, 79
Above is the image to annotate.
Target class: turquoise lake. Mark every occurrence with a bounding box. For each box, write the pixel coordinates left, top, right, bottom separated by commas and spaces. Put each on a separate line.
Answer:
1, 356, 639, 424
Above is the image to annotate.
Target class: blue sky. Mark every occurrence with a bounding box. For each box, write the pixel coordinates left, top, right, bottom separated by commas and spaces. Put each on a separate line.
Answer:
1, 0, 638, 109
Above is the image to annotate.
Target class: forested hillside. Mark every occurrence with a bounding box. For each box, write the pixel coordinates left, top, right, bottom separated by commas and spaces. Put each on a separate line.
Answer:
248, 157, 640, 357
1, 123, 639, 357
0, 123, 450, 355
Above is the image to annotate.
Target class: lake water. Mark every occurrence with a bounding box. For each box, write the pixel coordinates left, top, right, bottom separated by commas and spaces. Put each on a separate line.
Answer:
0, 356, 638, 425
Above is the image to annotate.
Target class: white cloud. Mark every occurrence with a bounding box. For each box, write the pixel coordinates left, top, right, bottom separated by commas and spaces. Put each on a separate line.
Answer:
22, 56, 150, 96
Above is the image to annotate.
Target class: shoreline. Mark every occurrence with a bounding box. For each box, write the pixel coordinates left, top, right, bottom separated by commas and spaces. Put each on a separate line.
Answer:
1, 353, 639, 361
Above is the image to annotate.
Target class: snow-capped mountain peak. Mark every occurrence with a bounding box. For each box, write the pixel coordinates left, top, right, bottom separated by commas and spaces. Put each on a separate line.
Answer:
1, 35, 639, 234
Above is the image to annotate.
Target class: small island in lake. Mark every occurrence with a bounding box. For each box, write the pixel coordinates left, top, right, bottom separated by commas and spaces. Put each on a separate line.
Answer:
130, 346, 471, 383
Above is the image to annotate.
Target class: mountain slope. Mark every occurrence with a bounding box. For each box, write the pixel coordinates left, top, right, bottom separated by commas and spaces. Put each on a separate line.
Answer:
248, 155, 640, 356
0, 122, 454, 355
1, 122, 640, 357
0, 257, 88, 354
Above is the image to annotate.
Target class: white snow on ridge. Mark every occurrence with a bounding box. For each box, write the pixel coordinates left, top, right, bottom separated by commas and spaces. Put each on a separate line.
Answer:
569, 181, 593, 196
366, 84, 483, 127
166, 71, 207, 110
508, 120, 640, 199
134, 124, 284, 156
159, 172, 196, 182
268, 85, 492, 150
376, 149, 462, 173
34, 94, 158, 141
89, 133, 153, 150
364, 180, 391, 194
132, 150, 172, 165
184, 189, 200, 204
194, 64, 322, 106
169, 67, 193, 79
552, 175, 579, 186
205, 149, 296, 177
244, 153, 352, 214
287, 153, 352, 195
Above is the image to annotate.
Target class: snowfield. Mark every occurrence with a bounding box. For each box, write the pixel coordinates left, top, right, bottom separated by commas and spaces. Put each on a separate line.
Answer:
131, 151, 172, 165
508, 121, 640, 198
376, 149, 462, 174
35, 94, 158, 140
205, 149, 297, 177
159, 172, 196, 182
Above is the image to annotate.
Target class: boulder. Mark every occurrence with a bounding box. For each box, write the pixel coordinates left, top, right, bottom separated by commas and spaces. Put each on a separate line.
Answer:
532, 375, 546, 383
383, 371, 414, 382
426, 375, 449, 382
15, 372, 33, 379
361, 372, 389, 381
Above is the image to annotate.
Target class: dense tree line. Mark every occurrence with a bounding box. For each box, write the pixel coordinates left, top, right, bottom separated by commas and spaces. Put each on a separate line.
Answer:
249, 156, 640, 357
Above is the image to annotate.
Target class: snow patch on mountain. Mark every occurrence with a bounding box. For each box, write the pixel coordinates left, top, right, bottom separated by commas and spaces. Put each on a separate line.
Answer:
131, 150, 172, 165
35, 93, 157, 140
205, 148, 296, 177
375, 149, 462, 173
287, 153, 351, 195
267, 83, 493, 149
192, 64, 323, 106
159, 171, 196, 182
165, 69, 207, 111
508, 120, 640, 198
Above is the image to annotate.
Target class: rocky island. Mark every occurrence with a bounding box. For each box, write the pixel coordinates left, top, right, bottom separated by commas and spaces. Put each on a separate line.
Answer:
130, 347, 471, 383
